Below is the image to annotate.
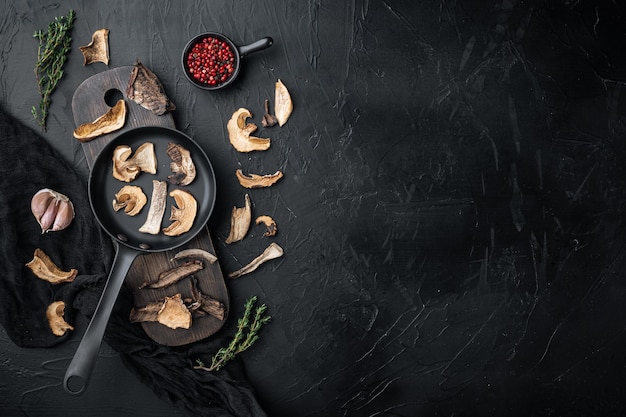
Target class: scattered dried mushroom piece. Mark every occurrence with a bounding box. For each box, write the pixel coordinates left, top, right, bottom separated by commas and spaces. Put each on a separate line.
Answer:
46, 301, 74, 336
274, 79, 293, 127
126, 61, 176, 116
112, 185, 147, 216
229, 242, 284, 279
163, 189, 198, 236
185, 278, 226, 321
227, 108, 271, 152
256, 215, 277, 237
139, 259, 204, 289
225, 194, 251, 244
139, 180, 168, 235
171, 248, 217, 265
112, 142, 157, 182
26, 248, 77, 284
79, 28, 110, 65
73, 99, 126, 142
235, 169, 283, 188
262, 99, 278, 127
167, 142, 196, 186
157, 294, 192, 329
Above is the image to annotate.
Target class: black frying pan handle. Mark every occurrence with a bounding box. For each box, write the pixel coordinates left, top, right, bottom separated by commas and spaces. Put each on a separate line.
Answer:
238, 36, 273, 58
63, 242, 138, 395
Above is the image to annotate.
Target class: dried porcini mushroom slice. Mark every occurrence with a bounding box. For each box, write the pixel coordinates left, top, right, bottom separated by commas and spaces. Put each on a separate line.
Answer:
225, 194, 251, 244
79, 28, 110, 65
256, 215, 278, 237
139, 180, 168, 235
172, 248, 218, 265
186, 278, 226, 321
235, 169, 284, 188
112, 142, 157, 182
26, 248, 78, 284
163, 189, 198, 236
112, 185, 147, 216
46, 301, 74, 336
227, 108, 271, 152
167, 142, 196, 186
275, 79, 293, 127
73, 99, 126, 142
31, 188, 75, 233
229, 242, 284, 279
126, 60, 176, 116
158, 294, 192, 329
139, 260, 204, 289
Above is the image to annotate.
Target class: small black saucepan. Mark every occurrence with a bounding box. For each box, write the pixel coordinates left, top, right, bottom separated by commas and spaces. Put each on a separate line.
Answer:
181, 32, 273, 90
63, 126, 216, 395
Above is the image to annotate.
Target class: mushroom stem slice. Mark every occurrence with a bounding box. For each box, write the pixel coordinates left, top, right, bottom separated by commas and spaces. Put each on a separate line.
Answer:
235, 169, 283, 188
228, 242, 284, 279
139, 180, 168, 234
225, 194, 252, 244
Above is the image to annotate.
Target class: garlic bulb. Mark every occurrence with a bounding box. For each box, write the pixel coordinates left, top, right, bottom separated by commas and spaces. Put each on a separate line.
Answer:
31, 188, 75, 233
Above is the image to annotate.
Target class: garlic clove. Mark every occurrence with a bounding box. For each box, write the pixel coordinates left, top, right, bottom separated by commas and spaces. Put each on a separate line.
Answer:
52, 200, 75, 232
31, 188, 75, 233
37, 198, 59, 232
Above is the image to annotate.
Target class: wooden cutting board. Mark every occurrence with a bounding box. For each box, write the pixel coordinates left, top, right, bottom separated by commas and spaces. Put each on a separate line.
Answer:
72, 66, 229, 346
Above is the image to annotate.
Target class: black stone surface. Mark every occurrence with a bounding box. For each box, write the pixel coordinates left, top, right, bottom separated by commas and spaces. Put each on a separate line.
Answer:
2, 0, 626, 416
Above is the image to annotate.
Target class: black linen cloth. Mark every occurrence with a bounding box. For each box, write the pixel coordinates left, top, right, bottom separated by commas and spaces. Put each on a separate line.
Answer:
0, 106, 267, 417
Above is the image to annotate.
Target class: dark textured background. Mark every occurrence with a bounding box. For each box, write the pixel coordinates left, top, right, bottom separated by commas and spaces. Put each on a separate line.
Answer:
2, 0, 626, 416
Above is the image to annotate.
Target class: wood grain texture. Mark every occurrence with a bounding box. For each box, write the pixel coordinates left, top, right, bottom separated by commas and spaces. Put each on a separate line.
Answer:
72, 66, 228, 346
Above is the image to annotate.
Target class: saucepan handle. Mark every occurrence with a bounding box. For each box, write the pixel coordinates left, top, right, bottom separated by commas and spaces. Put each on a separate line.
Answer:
63, 241, 138, 395
238, 36, 273, 58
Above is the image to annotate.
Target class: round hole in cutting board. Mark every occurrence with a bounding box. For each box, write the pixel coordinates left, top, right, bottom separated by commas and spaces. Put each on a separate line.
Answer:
104, 88, 124, 107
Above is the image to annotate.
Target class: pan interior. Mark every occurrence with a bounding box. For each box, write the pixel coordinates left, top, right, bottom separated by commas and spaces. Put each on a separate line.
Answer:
89, 126, 216, 252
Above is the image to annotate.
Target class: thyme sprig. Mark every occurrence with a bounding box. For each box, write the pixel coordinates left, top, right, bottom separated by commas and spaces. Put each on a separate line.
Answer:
32, 9, 75, 131
195, 296, 271, 372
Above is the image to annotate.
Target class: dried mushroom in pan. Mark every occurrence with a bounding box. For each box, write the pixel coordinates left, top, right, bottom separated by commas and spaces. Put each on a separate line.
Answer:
112, 142, 157, 182
139, 180, 168, 235
167, 142, 196, 186
112, 185, 147, 216
163, 189, 198, 236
